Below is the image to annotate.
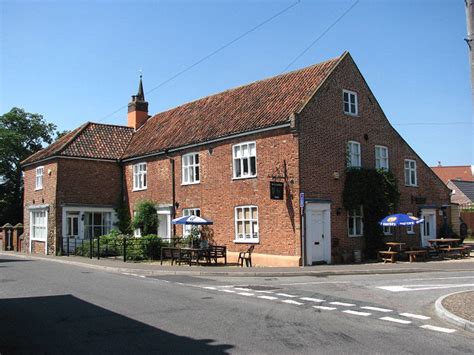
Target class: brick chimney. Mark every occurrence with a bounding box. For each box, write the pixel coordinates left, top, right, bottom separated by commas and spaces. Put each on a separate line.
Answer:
128, 75, 149, 130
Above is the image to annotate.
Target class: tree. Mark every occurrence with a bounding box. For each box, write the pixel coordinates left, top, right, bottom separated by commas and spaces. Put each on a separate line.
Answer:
0, 108, 57, 225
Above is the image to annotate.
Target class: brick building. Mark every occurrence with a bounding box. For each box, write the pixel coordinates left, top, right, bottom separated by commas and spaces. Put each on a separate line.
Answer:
21, 52, 450, 266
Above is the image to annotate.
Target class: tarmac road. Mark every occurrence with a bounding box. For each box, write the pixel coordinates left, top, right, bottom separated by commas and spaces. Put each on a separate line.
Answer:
0, 254, 472, 354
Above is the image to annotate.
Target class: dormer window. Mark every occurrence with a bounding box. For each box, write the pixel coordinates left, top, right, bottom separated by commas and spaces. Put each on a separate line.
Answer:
35, 166, 44, 190
343, 90, 358, 116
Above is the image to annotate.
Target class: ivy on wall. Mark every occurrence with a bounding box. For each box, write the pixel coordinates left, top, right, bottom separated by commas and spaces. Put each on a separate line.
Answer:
343, 168, 400, 258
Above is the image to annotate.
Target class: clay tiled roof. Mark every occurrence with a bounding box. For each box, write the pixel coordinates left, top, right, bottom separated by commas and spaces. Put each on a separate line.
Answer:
122, 54, 343, 159
21, 122, 134, 166
431, 166, 474, 183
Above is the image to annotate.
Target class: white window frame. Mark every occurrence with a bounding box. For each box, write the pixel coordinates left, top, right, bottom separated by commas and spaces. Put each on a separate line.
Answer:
375, 145, 389, 171
233, 142, 257, 179
347, 141, 361, 168
183, 208, 201, 237
348, 206, 363, 237
343, 89, 358, 116
83, 211, 113, 239
133, 162, 147, 191
406, 213, 415, 234
182, 153, 200, 185
30, 209, 48, 255
35, 166, 44, 190
234, 205, 259, 243
404, 159, 417, 187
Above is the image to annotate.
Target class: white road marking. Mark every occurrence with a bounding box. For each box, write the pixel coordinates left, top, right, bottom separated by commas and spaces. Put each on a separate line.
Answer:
258, 295, 279, 300
234, 287, 253, 291
220, 289, 236, 293
420, 325, 457, 333
343, 310, 372, 317
329, 302, 355, 307
377, 284, 474, 292
360, 306, 393, 313
399, 313, 430, 320
282, 299, 304, 305
276, 293, 299, 298
237, 292, 255, 296
313, 306, 337, 311
138, 275, 146, 278
279, 281, 351, 286
401, 276, 474, 282
254, 290, 274, 294
380, 317, 411, 325
203, 287, 217, 290
300, 297, 325, 303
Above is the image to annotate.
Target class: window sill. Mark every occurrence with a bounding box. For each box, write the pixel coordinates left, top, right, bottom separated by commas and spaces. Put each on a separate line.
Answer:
404, 184, 418, 188
348, 234, 363, 238
233, 239, 259, 244
232, 175, 257, 181
344, 112, 359, 117
132, 187, 147, 192
35, 188, 43, 191
181, 181, 200, 186
407, 232, 415, 235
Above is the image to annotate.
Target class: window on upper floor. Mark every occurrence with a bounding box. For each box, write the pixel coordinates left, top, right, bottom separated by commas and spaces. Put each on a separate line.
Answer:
348, 206, 363, 237
347, 141, 361, 168
343, 90, 358, 116
35, 166, 44, 190
375, 145, 389, 171
233, 142, 257, 179
133, 162, 147, 191
404, 159, 417, 187
234, 205, 259, 243
182, 153, 200, 185
183, 208, 201, 237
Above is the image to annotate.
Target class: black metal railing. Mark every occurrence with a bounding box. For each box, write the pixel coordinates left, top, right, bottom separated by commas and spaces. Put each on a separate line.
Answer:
60, 236, 189, 262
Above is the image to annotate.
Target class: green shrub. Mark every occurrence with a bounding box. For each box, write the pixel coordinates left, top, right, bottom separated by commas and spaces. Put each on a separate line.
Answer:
132, 200, 158, 235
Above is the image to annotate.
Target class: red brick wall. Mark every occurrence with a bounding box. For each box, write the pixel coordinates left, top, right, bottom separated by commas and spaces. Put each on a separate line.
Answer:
298, 54, 450, 256
124, 128, 301, 257
23, 161, 58, 254
23, 159, 122, 255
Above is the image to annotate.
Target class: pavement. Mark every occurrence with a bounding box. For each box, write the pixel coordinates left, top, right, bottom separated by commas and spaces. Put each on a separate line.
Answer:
2, 250, 474, 334
2, 253, 473, 353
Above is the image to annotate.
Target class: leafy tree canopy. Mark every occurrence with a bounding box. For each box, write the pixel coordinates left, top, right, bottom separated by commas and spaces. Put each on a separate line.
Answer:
0, 107, 57, 225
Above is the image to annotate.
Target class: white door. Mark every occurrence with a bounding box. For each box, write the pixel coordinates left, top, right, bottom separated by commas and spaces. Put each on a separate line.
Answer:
157, 208, 171, 241
63, 213, 79, 252
306, 203, 331, 265
421, 209, 436, 247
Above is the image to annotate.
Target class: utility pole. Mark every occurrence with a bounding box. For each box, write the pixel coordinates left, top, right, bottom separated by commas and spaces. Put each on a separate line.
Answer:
466, 0, 474, 106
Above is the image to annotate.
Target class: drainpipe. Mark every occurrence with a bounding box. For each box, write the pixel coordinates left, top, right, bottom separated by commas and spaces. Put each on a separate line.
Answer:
169, 157, 176, 236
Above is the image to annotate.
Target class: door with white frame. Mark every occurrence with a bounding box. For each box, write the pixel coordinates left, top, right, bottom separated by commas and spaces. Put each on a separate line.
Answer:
420, 209, 436, 247
306, 203, 331, 265
63, 212, 79, 252
157, 206, 172, 241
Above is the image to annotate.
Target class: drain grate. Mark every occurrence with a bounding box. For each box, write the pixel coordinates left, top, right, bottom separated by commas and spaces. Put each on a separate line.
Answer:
237, 285, 282, 291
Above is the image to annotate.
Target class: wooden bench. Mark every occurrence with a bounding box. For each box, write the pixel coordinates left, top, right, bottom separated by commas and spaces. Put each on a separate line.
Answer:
378, 250, 398, 263
404, 250, 428, 262
209, 245, 227, 264
438, 247, 466, 258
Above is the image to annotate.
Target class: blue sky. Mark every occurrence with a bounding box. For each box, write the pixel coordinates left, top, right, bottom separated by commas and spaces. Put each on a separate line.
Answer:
1, 0, 472, 166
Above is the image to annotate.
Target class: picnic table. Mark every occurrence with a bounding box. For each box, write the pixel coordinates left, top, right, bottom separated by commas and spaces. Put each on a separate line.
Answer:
378, 242, 406, 263
428, 238, 467, 258
160, 245, 227, 266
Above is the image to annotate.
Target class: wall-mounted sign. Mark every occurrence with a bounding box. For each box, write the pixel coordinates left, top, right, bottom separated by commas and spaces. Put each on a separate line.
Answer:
270, 182, 284, 200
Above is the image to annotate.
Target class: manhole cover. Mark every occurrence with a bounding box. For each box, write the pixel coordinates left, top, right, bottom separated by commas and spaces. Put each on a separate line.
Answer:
238, 285, 281, 291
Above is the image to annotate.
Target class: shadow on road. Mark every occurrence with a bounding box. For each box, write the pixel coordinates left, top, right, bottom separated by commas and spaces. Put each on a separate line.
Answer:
0, 258, 31, 263
0, 295, 233, 354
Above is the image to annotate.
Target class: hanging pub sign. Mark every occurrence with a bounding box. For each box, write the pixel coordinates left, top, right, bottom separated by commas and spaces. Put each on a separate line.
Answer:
270, 182, 284, 200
